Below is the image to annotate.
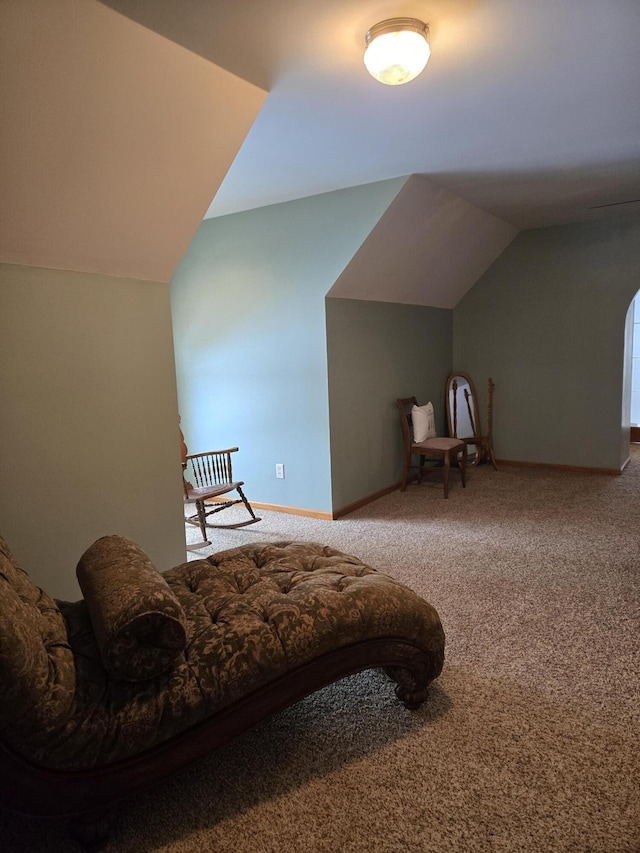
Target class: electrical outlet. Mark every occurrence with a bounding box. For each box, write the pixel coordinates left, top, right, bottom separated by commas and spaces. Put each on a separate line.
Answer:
275, 463, 285, 479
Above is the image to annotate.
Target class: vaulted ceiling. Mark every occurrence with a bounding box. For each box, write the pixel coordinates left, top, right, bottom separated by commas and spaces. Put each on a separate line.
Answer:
3, 0, 638, 303
101, 0, 640, 228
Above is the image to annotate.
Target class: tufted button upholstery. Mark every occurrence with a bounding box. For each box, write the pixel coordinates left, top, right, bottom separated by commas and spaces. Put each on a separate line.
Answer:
0, 536, 76, 736
1, 540, 444, 771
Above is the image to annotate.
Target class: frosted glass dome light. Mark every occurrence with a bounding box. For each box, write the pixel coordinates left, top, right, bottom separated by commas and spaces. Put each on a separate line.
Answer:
364, 18, 430, 86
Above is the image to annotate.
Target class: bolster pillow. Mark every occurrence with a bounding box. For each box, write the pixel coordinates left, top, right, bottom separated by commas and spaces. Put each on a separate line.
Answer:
77, 535, 187, 681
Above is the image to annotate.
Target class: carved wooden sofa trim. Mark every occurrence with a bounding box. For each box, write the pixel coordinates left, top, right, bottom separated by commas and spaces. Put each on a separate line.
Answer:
0, 534, 445, 849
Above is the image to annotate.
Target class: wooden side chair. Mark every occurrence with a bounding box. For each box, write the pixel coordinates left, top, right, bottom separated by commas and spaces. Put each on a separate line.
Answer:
182, 448, 261, 544
396, 398, 466, 499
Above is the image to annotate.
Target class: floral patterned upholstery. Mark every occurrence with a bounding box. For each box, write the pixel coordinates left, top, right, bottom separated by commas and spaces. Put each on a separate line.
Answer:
0, 536, 445, 771
77, 536, 187, 681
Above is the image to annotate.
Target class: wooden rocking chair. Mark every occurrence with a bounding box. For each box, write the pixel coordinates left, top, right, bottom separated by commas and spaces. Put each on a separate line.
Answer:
182, 448, 261, 544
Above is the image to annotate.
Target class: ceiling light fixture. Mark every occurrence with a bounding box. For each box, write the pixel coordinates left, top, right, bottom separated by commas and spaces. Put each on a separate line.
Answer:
364, 17, 430, 86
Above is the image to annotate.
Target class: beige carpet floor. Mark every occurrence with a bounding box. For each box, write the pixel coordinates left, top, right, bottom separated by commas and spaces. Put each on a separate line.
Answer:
2, 450, 639, 852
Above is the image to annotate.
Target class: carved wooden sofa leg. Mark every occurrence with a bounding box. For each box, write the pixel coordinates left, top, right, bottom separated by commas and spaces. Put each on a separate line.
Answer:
386, 661, 436, 710
387, 669, 430, 710
68, 807, 115, 852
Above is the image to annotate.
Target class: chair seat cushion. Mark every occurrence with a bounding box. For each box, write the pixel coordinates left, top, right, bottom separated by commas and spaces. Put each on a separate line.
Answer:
412, 437, 465, 452
186, 481, 244, 501
4, 542, 444, 771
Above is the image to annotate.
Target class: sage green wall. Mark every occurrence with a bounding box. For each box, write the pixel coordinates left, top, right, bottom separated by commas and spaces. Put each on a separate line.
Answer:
0, 263, 186, 599
170, 179, 406, 514
454, 215, 640, 470
326, 298, 453, 511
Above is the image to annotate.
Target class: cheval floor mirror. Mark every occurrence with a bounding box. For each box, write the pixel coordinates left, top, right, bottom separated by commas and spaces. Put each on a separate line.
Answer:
445, 373, 498, 470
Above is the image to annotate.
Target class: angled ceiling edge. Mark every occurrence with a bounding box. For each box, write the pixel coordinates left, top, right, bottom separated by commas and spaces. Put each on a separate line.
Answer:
327, 175, 519, 308
0, 1, 266, 282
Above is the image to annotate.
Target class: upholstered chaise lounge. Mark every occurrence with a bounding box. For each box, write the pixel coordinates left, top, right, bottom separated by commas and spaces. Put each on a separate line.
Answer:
0, 533, 445, 850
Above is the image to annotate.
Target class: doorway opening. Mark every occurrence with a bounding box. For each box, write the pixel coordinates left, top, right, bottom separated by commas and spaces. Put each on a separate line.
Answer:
631, 295, 640, 443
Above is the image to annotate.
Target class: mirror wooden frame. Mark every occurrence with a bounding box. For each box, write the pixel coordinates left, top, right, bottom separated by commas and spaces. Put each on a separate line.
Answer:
445, 373, 497, 469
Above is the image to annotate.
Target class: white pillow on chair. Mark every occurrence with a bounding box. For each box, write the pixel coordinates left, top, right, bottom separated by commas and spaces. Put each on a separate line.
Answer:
411, 402, 437, 442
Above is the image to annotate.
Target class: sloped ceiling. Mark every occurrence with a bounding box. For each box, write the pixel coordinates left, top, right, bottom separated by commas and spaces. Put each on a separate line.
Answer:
99, 0, 640, 229
0, 0, 266, 282
328, 175, 518, 308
